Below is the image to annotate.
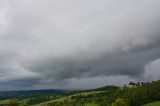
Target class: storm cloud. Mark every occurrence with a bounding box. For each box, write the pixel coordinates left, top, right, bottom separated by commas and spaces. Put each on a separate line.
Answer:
0, 0, 160, 90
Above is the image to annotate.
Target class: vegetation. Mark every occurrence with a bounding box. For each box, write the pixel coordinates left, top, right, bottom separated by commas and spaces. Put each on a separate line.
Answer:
115, 81, 160, 106
143, 101, 160, 106
111, 98, 129, 106
0, 80, 160, 106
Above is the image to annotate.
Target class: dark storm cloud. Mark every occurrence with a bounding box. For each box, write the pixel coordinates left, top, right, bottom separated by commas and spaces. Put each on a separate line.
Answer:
0, 0, 160, 90
24, 37, 160, 80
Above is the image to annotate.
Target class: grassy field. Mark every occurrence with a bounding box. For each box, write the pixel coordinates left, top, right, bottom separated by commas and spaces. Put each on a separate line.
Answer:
143, 101, 160, 106
0, 99, 12, 104
33, 91, 106, 106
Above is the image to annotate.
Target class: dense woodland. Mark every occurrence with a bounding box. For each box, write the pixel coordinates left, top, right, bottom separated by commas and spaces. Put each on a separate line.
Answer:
0, 80, 160, 106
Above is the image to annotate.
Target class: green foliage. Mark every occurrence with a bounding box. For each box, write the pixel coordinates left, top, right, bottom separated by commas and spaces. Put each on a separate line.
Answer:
115, 80, 160, 106
7, 100, 19, 106
111, 98, 129, 106
19, 102, 27, 106
143, 101, 160, 106
85, 102, 99, 106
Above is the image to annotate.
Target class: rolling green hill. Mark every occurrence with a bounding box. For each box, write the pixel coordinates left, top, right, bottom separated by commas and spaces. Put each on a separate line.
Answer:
33, 91, 108, 106
0, 80, 160, 106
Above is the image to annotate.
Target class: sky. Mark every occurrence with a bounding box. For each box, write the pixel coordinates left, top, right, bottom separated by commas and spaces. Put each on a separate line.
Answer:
0, 0, 160, 91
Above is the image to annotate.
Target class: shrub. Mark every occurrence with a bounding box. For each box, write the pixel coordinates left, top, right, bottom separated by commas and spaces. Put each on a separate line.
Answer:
112, 98, 129, 106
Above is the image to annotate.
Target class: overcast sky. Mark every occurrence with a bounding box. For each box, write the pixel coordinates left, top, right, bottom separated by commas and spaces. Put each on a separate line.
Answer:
0, 0, 160, 91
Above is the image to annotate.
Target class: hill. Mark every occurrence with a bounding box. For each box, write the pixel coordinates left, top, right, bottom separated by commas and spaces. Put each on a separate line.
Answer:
0, 80, 160, 106
0, 89, 65, 100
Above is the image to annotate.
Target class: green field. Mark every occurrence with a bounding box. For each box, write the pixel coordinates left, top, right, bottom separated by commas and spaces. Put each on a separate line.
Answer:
33, 91, 106, 106
143, 101, 160, 106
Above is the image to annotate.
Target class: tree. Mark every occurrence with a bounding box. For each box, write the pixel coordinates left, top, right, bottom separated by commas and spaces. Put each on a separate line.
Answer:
112, 98, 129, 106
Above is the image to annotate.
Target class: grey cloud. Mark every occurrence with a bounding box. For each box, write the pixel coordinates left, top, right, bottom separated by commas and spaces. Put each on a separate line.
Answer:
24, 38, 160, 80
144, 59, 160, 81
0, 0, 160, 90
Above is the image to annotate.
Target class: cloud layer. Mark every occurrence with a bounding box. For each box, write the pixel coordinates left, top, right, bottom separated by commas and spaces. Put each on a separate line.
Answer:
0, 0, 160, 90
